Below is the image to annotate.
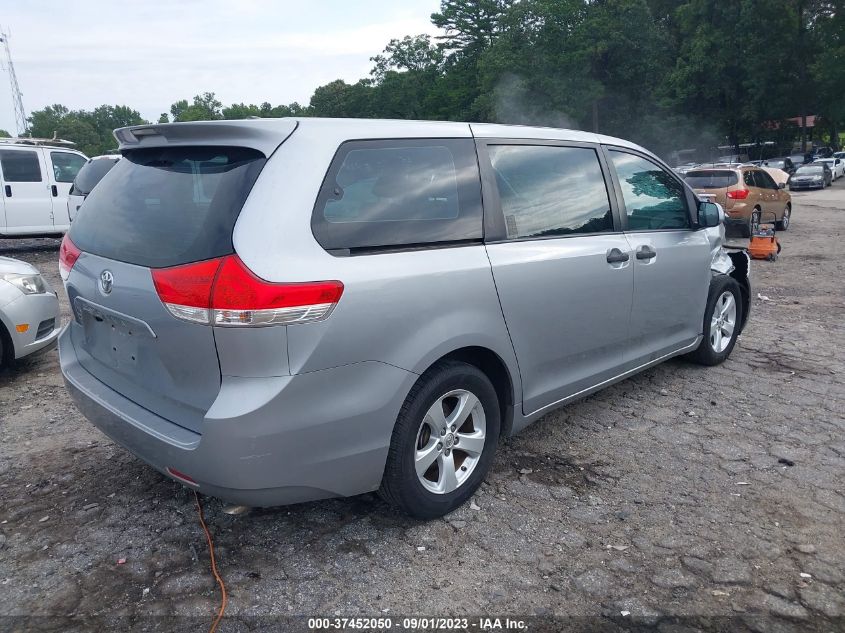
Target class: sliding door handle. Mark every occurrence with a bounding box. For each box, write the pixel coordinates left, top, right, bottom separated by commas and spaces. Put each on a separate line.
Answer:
636, 246, 657, 260
606, 248, 630, 264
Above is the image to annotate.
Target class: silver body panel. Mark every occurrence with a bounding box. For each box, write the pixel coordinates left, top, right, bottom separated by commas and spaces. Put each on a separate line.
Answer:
60, 118, 743, 507
0, 256, 61, 360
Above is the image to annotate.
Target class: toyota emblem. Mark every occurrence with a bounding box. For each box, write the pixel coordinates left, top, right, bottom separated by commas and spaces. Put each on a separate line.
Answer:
99, 270, 114, 295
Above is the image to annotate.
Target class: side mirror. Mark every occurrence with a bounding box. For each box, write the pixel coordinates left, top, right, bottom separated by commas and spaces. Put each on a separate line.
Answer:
698, 200, 722, 228
778, 182, 786, 189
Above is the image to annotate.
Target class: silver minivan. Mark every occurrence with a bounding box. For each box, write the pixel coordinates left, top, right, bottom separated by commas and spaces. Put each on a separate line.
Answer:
59, 119, 750, 518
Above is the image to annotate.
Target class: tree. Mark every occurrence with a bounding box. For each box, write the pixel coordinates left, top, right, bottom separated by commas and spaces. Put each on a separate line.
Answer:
0, 129, 11, 138
170, 92, 223, 122
27, 104, 145, 156
370, 35, 444, 81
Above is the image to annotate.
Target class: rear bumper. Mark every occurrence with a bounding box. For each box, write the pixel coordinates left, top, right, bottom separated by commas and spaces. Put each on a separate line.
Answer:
1, 292, 61, 360
59, 327, 418, 507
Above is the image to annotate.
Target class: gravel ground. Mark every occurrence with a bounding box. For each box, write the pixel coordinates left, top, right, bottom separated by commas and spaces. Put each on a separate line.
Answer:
1, 183, 843, 633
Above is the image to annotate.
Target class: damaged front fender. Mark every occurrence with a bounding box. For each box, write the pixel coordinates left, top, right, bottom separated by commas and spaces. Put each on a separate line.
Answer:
704, 203, 751, 334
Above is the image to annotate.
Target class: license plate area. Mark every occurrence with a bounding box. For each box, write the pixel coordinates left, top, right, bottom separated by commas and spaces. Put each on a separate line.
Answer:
75, 298, 156, 370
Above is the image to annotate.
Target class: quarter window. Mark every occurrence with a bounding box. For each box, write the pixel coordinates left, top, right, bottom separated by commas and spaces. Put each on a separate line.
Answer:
609, 151, 690, 230
0, 150, 42, 182
488, 145, 613, 239
312, 139, 482, 252
50, 152, 87, 183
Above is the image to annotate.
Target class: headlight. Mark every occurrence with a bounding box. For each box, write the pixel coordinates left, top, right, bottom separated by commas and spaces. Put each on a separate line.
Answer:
0, 273, 47, 295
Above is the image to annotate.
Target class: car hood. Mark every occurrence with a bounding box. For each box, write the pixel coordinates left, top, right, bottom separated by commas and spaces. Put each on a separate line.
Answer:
0, 256, 40, 276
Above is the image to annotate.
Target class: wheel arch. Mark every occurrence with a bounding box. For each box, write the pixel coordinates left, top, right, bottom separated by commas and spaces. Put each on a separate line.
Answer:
421, 346, 517, 439
0, 317, 13, 367
726, 251, 751, 334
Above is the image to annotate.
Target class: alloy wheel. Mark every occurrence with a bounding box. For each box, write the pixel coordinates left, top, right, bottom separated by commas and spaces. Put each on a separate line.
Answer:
414, 389, 486, 494
710, 291, 737, 353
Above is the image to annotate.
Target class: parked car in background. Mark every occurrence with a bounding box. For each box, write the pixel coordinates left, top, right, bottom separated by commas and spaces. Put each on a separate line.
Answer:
0, 257, 61, 367
67, 155, 121, 221
789, 163, 832, 190
58, 118, 750, 518
0, 138, 88, 237
763, 157, 795, 174
684, 165, 792, 235
833, 151, 845, 161
813, 157, 844, 180
673, 162, 699, 175
789, 154, 807, 169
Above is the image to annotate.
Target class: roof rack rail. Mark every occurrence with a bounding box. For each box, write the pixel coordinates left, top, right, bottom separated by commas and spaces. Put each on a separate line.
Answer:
0, 136, 76, 147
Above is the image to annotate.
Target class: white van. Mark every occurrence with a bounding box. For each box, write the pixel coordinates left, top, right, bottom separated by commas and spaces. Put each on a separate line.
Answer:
0, 139, 88, 237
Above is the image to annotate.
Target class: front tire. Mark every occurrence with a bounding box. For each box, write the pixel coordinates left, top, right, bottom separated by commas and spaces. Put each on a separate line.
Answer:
687, 276, 743, 366
379, 360, 500, 519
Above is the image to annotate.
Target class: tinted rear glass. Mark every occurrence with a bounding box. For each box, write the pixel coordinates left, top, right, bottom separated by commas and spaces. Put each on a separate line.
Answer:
312, 139, 482, 252
72, 158, 119, 195
0, 149, 42, 182
684, 170, 738, 189
69, 146, 265, 268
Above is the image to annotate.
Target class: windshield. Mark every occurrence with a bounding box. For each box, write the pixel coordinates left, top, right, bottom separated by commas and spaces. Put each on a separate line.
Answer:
795, 166, 824, 174
69, 146, 266, 268
683, 170, 738, 189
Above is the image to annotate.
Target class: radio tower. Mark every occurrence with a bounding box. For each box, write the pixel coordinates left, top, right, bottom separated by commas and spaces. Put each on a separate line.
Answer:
0, 28, 27, 135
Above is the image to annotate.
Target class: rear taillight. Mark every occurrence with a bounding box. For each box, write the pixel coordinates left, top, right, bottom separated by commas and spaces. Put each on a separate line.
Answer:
726, 189, 750, 200
59, 234, 82, 281
151, 255, 343, 327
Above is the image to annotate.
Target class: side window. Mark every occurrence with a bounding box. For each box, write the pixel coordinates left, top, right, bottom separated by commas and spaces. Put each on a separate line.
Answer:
757, 171, 777, 190
0, 150, 42, 182
487, 145, 613, 239
312, 139, 482, 252
609, 151, 690, 231
744, 171, 756, 188
50, 152, 87, 183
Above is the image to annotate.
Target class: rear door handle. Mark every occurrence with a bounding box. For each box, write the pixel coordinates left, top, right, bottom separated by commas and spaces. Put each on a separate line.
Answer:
3, 185, 10, 197
606, 248, 630, 264
636, 246, 657, 260
51, 184, 58, 197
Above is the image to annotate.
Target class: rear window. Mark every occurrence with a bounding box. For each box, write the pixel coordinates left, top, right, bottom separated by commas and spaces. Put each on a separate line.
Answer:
312, 139, 482, 252
684, 170, 738, 189
69, 146, 265, 268
71, 158, 120, 195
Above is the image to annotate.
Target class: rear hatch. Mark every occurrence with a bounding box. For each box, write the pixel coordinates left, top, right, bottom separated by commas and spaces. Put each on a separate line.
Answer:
64, 143, 269, 432
683, 170, 739, 210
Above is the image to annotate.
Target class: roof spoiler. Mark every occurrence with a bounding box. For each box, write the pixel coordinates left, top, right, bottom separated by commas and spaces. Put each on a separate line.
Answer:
113, 119, 298, 157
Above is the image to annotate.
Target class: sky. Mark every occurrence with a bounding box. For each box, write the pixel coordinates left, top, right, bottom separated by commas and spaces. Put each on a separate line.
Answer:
0, 0, 443, 134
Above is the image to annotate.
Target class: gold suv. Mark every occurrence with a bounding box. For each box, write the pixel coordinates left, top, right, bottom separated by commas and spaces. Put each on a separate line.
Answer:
684, 166, 792, 236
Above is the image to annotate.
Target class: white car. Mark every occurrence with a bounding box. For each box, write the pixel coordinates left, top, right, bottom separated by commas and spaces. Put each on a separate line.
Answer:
0, 256, 60, 366
814, 158, 844, 180
67, 155, 121, 221
0, 138, 88, 237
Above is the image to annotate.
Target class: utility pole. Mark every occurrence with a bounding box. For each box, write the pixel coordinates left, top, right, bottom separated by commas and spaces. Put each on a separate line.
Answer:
0, 27, 28, 135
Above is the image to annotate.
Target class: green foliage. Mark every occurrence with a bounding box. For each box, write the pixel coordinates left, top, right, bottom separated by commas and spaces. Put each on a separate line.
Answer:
0, 129, 10, 138
27, 104, 145, 156
22, 0, 845, 157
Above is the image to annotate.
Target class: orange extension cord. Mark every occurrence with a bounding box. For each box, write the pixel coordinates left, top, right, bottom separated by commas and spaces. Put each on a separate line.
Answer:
194, 490, 228, 633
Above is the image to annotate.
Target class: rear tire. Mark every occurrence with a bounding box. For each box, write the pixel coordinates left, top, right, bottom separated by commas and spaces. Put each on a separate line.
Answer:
687, 276, 743, 366
379, 360, 500, 519
776, 205, 791, 231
